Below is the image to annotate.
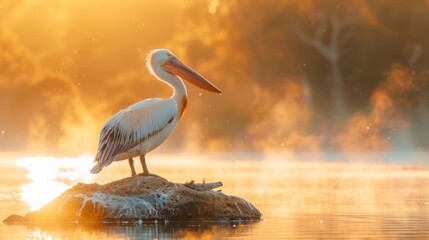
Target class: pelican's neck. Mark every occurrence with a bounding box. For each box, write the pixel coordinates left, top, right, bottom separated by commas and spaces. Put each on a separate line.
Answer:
150, 63, 188, 117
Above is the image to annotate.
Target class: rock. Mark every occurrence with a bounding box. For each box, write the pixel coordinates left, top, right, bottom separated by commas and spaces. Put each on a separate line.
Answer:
4, 176, 261, 223
3, 214, 26, 223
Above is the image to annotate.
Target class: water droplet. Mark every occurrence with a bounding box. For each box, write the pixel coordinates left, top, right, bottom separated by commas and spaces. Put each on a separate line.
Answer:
198, 93, 202, 96
320, 219, 323, 224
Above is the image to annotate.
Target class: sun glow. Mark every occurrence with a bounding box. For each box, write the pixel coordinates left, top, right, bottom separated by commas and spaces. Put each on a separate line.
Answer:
16, 155, 94, 211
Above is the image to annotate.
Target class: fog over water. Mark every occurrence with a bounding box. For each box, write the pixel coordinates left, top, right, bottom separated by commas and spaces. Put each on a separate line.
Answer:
1, 3, 429, 239
1, 0, 429, 159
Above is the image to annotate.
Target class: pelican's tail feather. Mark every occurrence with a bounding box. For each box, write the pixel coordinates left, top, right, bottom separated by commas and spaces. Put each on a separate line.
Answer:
90, 161, 103, 174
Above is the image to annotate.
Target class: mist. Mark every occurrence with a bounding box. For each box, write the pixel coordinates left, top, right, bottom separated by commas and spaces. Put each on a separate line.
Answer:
1, 0, 429, 159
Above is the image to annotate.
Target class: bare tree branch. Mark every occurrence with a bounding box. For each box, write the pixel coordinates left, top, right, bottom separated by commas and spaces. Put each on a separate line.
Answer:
294, 12, 358, 117
295, 27, 335, 61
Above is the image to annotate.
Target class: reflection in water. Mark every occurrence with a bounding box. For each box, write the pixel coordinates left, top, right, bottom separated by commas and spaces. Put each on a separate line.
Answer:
15, 212, 429, 239
1, 155, 429, 238
16, 156, 94, 210
28, 228, 53, 239
22, 221, 258, 239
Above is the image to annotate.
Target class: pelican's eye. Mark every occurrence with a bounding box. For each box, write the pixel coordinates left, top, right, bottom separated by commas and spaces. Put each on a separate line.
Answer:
167, 53, 172, 57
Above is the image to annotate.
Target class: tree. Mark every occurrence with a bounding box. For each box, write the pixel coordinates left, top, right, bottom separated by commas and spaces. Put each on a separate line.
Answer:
296, 12, 355, 118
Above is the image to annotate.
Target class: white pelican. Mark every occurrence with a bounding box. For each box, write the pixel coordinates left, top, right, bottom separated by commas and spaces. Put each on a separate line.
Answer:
90, 49, 221, 176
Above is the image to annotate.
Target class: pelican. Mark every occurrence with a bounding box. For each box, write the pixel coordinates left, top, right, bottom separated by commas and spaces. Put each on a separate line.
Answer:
90, 49, 221, 176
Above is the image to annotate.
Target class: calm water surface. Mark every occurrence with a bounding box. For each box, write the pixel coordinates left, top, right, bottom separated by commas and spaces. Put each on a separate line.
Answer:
0, 153, 429, 239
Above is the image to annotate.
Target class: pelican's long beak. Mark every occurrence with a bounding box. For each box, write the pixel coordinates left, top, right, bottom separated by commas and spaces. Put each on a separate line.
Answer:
162, 57, 222, 93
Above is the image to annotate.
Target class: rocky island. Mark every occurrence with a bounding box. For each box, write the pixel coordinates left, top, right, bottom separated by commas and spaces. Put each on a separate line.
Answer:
4, 176, 261, 223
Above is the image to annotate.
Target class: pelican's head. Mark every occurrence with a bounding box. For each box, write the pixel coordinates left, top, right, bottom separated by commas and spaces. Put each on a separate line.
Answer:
147, 49, 221, 93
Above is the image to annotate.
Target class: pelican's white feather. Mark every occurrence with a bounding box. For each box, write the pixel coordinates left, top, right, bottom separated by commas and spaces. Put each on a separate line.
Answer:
90, 49, 220, 176
91, 98, 177, 173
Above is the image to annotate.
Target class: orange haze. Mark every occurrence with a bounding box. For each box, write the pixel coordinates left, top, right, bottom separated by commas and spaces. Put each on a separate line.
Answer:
1, 0, 429, 156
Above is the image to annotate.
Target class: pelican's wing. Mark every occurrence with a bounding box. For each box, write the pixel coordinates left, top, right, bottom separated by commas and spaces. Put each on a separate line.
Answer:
91, 98, 177, 173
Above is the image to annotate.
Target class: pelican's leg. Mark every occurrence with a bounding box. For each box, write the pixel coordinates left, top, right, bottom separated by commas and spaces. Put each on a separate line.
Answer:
139, 155, 163, 178
129, 158, 137, 176
140, 154, 150, 175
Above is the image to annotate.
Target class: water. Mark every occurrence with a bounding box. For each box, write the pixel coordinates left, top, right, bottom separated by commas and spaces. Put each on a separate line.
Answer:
1, 153, 429, 239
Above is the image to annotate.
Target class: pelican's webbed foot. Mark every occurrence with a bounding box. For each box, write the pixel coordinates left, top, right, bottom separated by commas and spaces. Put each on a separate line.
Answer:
138, 172, 165, 179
